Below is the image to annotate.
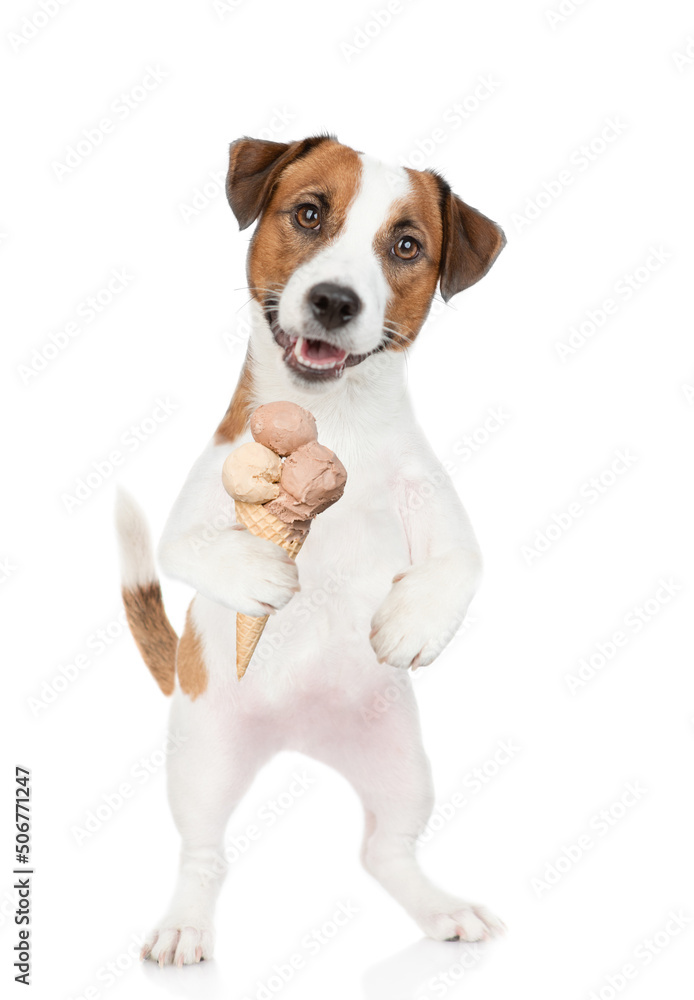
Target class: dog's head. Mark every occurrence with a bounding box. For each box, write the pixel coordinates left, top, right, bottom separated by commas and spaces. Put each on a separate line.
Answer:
226, 134, 505, 386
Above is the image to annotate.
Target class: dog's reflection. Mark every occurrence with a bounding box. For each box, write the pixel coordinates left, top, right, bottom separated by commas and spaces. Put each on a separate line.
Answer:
363, 937, 492, 1000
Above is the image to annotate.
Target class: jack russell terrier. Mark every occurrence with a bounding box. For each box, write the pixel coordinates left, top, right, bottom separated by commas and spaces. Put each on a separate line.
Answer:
116, 134, 506, 966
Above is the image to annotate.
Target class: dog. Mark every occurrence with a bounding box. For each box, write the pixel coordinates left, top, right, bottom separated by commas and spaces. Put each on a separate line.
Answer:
116, 134, 506, 966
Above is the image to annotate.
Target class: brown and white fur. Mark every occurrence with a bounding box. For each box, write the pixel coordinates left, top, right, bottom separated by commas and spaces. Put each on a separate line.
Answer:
116, 135, 506, 966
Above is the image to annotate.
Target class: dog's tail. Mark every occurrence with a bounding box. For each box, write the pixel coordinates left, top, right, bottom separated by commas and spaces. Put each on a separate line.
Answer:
115, 488, 177, 696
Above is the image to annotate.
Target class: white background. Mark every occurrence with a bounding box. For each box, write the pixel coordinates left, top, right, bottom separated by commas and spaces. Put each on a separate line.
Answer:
2, 0, 694, 998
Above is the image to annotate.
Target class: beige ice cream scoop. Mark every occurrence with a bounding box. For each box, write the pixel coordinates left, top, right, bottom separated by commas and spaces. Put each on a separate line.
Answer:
221, 441, 281, 503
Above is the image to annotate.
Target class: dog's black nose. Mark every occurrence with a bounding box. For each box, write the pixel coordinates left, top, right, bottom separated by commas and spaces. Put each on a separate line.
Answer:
308, 283, 362, 331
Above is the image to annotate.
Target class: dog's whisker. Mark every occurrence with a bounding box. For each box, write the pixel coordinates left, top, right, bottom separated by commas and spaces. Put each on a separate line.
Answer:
235, 294, 276, 312
234, 285, 287, 307
234, 296, 255, 312
250, 284, 287, 296
234, 294, 281, 315
235, 283, 286, 293
382, 323, 414, 348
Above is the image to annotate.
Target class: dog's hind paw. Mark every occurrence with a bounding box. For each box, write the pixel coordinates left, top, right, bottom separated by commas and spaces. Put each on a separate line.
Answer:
416, 900, 506, 942
141, 925, 214, 966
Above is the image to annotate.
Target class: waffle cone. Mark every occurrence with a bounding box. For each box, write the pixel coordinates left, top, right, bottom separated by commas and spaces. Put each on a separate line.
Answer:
234, 500, 308, 679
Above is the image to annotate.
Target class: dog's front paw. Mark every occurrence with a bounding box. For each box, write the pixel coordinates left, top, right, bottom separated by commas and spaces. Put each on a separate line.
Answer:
198, 528, 300, 617
369, 557, 477, 669
160, 523, 300, 616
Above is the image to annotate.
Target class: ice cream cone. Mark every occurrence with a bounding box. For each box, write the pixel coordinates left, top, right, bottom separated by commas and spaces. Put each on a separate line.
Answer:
234, 500, 308, 678
222, 402, 347, 679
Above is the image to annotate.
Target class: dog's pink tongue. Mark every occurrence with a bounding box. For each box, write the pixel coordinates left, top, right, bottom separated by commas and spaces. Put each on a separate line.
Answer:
303, 338, 347, 363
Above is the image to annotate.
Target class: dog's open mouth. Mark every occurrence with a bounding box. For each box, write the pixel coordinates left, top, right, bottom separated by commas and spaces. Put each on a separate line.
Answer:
266, 309, 382, 382
293, 335, 348, 373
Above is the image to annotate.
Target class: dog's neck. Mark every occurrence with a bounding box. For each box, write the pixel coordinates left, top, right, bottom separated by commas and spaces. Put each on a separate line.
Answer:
216, 301, 413, 459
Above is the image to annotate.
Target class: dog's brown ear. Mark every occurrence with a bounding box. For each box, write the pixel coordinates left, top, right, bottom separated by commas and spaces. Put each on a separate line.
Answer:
438, 183, 506, 302
227, 136, 330, 230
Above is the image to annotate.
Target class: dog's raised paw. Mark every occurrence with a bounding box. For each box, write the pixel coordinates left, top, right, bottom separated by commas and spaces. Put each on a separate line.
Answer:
417, 901, 506, 942
142, 925, 214, 966
199, 528, 300, 617
369, 558, 477, 669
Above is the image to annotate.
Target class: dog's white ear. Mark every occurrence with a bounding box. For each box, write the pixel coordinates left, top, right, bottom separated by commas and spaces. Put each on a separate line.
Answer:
226, 136, 327, 230
438, 183, 506, 302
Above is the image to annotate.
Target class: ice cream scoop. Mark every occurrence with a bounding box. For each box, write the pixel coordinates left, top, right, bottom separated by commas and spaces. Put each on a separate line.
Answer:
250, 401, 317, 457
221, 441, 281, 504
266, 440, 347, 523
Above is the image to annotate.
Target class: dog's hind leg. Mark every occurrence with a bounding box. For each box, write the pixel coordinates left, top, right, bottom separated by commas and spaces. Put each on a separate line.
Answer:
142, 694, 275, 966
311, 684, 505, 942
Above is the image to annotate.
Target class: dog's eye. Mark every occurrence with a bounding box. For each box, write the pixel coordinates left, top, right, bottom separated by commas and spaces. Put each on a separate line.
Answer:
295, 204, 321, 230
393, 237, 420, 260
